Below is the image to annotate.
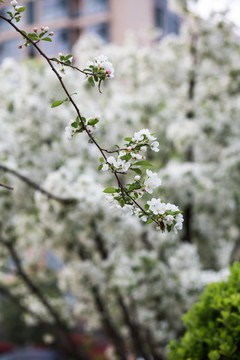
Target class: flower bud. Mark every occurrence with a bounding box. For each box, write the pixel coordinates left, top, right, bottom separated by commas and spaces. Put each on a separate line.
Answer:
33, 27, 38, 32
11, 0, 18, 6
44, 26, 49, 32
134, 175, 140, 181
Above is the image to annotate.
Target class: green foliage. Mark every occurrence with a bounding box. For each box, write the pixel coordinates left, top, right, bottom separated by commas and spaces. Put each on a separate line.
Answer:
168, 262, 240, 360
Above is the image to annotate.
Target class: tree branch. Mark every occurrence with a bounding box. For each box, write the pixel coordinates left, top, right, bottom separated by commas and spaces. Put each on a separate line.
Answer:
0, 164, 77, 205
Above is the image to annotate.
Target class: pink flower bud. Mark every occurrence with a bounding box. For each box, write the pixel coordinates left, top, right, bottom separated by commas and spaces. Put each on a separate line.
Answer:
40, 26, 45, 31
33, 27, 38, 32
127, 147, 132, 151
49, 32, 54, 36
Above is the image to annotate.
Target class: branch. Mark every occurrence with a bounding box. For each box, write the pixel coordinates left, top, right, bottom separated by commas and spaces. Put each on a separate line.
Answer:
0, 164, 77, 205
0, 182, 14, 190
0, 236, 91, 360
0, 13, 166, 231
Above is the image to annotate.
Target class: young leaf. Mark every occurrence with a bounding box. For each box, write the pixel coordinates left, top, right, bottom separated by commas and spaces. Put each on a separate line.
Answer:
16, 6, 25, 12
87, 118, 99, 126
134, 161, 153, 167
28, 33, 39, 41
88, 76, 95, 87
130, 168, 142, 175
65, 54, 73, 60
42, 37, 52, 42
146, 218, 153, 224
51, 100, 64, 108
124, 137, 132, 142
103, 187, 117, 193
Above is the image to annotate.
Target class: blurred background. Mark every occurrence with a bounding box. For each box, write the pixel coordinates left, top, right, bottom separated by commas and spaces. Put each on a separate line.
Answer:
0, 0, 181, 61
0, 0, 240, 360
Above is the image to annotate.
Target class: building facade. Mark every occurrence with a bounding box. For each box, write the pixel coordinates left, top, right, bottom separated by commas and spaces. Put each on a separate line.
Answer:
0, 0, 181, 61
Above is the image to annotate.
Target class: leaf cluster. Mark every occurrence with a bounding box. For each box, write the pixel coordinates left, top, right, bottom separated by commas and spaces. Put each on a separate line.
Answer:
168, 262, 240, 360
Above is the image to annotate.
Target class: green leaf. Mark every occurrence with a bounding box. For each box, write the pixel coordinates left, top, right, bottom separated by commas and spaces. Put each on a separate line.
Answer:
145, 204, 150, 211
87, 118, 99, 126
70, 122, 79, 129
28, 33, 39, 41
103, 187, 117, 194
51, 100, 64, 108
88, 76, 95, 87
99, 157, 104, 163
124, 137, 132, 142
98, 164, 103, 171
120, 154, 131, 161
16, 6, 25, 12
6, 11, 13, 17
134, 161, 153, 167
130, 168, 142, 175
64, 54, 73, 60
146, 218, 153, 224
42, 37, 52, 42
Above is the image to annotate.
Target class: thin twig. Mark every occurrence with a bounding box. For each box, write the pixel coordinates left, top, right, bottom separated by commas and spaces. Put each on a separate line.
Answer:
0, 183, 14, 190
0, 164, 77, 205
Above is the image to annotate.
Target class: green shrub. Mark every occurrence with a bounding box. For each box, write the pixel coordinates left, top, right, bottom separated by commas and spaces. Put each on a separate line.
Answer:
168, 262, 240, 360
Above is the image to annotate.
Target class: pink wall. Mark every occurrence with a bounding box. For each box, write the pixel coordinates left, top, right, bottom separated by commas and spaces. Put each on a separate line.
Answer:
110, 0, 155, 44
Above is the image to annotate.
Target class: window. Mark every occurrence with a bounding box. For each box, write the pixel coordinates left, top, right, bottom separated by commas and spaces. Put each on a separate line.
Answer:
42, 0, 68, 20
168, 12, 180, 35
27, 1, 35, 24
82, 0, 109, 15
155, 8, 165, 29
86, 22, 109, 42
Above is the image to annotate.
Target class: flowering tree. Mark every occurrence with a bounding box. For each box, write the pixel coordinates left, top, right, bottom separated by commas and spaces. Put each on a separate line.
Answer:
0, 0, 238, 359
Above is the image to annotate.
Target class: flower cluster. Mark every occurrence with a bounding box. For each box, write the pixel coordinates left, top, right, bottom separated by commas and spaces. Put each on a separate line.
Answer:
86, 54, 114, 79
99, 128, 159, 174
98, 128, 183, 232
104, 166, 183, 233
84, 55, 114, 91
8, 0, 25, 22
19, 26, 54, 49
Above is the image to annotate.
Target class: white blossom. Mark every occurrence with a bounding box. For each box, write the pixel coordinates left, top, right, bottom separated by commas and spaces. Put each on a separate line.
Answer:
147, 198, 166, 215
150, 141, 159, 152
144, 169, 161, 194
